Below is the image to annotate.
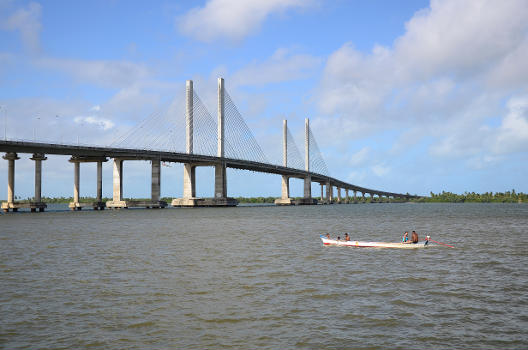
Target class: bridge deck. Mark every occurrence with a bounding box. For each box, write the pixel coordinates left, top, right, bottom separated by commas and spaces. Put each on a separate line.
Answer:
0, 140, 413, 198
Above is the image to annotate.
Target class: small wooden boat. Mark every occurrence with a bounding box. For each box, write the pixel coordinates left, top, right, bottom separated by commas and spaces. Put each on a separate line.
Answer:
320, 235, 429, 248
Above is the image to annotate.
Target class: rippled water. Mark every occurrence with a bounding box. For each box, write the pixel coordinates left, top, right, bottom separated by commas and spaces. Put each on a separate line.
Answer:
1, 203, 527, 349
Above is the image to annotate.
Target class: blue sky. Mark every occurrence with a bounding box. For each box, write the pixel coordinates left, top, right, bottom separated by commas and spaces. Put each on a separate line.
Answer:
1, 0, 527, 200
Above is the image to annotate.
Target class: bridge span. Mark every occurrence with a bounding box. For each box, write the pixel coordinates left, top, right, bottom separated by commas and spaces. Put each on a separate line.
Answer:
0, 78, 416, 212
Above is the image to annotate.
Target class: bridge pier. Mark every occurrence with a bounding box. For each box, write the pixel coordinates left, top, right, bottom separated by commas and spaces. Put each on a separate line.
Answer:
324, 181, 332, 204
29, 153, 47, 212
107, 158, 167, 209
2, 152, 48, 212
345, 189, 349, 203
275, 175, 294, 205
2, 152, 20, 212
68, 156, 107, 210
336, 187, 342, 203
275, 120, 294, 205
295, 118, 317, 205
206, 78, 236, 206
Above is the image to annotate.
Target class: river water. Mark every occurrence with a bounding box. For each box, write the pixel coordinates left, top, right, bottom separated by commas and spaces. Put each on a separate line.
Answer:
1, 203, 527, 349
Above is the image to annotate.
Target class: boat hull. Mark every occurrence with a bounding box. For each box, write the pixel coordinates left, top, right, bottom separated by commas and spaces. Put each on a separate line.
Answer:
321, 236, 428, 248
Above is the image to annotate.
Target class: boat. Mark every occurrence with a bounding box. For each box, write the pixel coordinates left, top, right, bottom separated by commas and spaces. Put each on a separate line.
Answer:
320, 235, 429, 249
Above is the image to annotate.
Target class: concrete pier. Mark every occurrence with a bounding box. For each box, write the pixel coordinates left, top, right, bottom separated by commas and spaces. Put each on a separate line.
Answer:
3, 153, 48, 212
324, 181, 332, 204
107, 158, 166, 209
295, 118, 317, 205
345, 189, 349, 203
337, 187, 342, 203
173, 80, 203, 207
209, 78, 236, 206
68, 156, 107, 210
275, 120, 294, 205
1, 152, 19, 212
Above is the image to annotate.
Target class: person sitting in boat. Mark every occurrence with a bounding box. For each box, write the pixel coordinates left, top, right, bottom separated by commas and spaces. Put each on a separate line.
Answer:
337, 236, 341, 241
411, 231, 419, 244
402, 232, 409, 243
325, 233, 330, 239
344, 233, 350, 241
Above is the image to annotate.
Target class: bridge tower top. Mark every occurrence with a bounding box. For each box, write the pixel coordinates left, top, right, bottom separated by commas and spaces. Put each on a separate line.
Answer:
217, 77, 225, 158
283, 120, 287, 167
186, 80, 193, 154
305, 118, 310, 172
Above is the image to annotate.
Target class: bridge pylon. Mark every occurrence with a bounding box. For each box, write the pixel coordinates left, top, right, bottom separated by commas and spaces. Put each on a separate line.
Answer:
295, 118, 317, 205
172, 78, 237, 207
275, 120, 294, 205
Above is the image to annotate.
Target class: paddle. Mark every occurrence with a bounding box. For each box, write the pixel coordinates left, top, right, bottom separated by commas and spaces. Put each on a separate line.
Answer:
428, 239, 455, 248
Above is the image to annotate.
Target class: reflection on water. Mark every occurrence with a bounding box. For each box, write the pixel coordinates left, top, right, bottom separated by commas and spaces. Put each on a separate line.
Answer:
1, 203, 527, 349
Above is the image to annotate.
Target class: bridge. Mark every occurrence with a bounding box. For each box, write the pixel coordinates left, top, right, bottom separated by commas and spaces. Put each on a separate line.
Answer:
0, 78, 416, 212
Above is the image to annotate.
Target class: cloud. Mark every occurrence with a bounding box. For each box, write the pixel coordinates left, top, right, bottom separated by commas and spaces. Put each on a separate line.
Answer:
35, 57, 151, 88
493, 95, 528, 154
348, 147, 370, 167
317, 0, 528, 169
1, 1, 42, 53
178, 0, 313, 42
74, 116, 115, 131
371, 164, 390, 177
231, 48, 321, 86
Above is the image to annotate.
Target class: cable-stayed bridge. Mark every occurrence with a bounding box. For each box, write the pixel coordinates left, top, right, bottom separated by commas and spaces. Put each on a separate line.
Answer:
0, 78, 416, 212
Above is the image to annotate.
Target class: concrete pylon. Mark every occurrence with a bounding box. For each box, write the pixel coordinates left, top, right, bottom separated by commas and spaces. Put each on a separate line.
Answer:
149, 158, 166, 208
275, 119, 293, 205
296, 118, 317, 205
96, 161, 103, 207
353, 190, 357, 203
218, 78, 225, 159
325, 181, 332, 204
173, 80, 202, 207
345, 189, 349, 204
30, 153, 47, 212
107, 158, 126, 208
1, 152, 20, 212
68, 156, 107, 210
211, 78, 236, 206
72, 160, 80, 210
337, 187, 342, 203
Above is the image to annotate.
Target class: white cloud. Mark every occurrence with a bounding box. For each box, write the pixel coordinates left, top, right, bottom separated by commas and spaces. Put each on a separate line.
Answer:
74, 116, 115, 131
348, 147, 370, 166
178, 0, 313, 42
371, 164, 390, 177
1, 1, 42, 53
317, 0, 528, 169
35, 57, 150, 88
90, 105, 101, 112
232, 48, 321, 86
493, 95, 528, 154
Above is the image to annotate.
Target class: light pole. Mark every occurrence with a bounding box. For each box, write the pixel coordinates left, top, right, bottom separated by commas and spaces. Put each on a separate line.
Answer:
0, 105, 6, 141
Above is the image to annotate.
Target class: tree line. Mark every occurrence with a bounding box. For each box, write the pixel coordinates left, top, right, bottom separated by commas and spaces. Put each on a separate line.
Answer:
4, 191, 526, 203
416, 190, 526, 203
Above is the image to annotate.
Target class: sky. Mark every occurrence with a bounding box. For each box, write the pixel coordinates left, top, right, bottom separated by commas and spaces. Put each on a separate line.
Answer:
0, 0, 527, 200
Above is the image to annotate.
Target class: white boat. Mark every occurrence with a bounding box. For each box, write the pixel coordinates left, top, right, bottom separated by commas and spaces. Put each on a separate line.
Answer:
320, 235, 429, 248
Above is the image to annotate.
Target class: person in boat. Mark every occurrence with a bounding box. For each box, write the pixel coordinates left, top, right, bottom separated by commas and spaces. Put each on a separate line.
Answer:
411, 230, 419, 244
344, 233, 350, 241
325, 233, 330, 239
402, 231, 409, 243
337, 236, 341, 241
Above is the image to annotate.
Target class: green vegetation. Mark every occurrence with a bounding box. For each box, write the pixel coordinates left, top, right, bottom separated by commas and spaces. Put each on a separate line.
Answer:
5, 191, 526, 203
413, 190, 526, 203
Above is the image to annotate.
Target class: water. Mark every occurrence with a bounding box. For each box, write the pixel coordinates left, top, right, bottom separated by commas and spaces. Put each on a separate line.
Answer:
1, 203, 527, 349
